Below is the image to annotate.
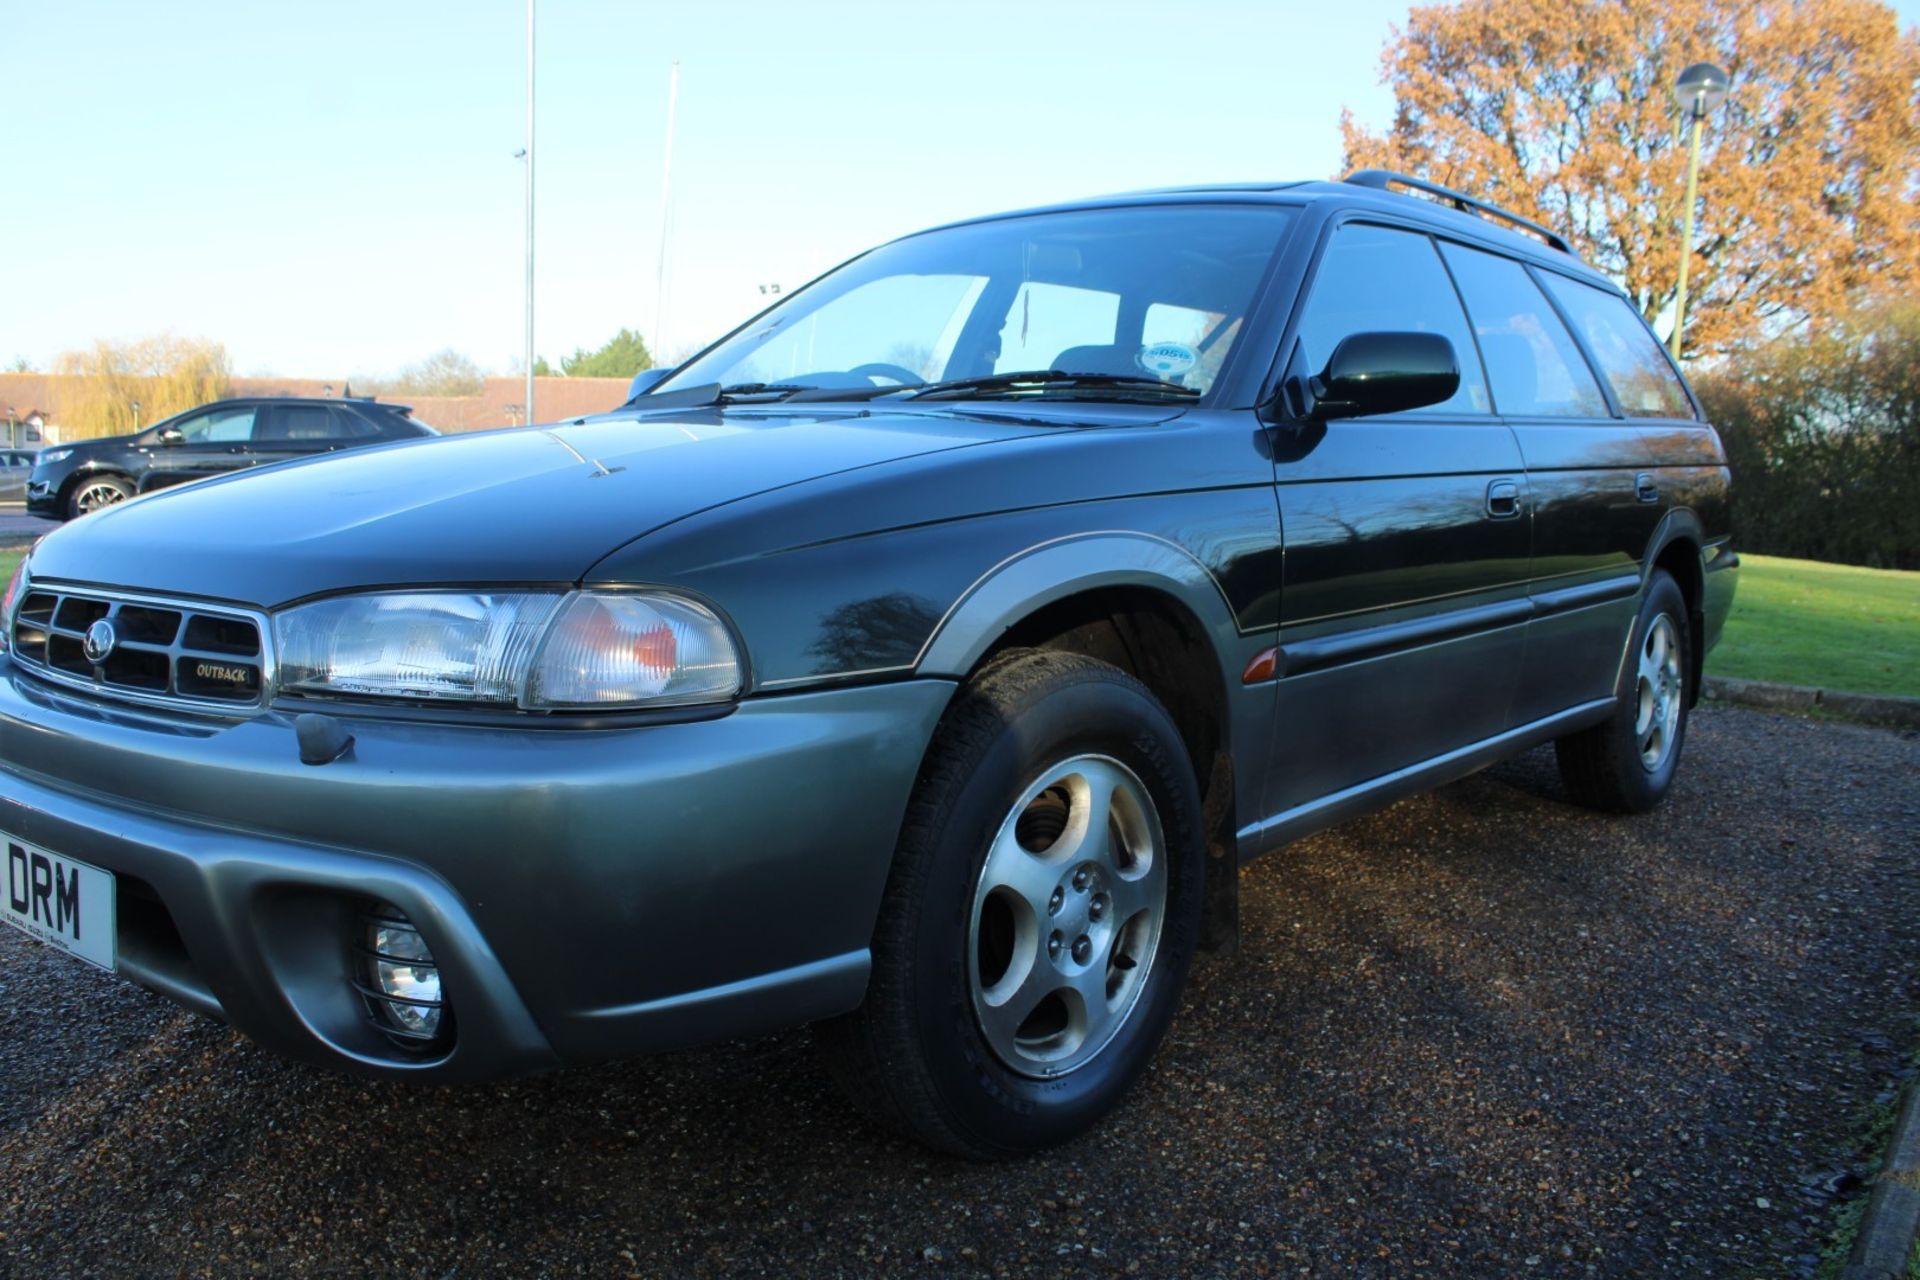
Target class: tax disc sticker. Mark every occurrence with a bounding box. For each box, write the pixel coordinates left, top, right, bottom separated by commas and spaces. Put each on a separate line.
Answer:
1137, 342, 1197, 378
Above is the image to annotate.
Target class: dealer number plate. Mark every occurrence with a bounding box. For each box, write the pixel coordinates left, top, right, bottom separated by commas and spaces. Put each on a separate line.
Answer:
2, 835, 116, 972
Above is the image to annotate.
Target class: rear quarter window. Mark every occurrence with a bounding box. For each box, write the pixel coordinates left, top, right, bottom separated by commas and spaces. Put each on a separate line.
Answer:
1538, 274, 1694, 419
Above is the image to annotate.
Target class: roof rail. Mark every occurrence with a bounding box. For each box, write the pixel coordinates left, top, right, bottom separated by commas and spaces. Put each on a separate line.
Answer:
1343, 169, 1577, 258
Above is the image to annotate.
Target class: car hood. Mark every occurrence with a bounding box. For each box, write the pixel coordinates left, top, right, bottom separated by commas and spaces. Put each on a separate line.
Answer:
23, 410, 1061, 607
45, 431, 140, 458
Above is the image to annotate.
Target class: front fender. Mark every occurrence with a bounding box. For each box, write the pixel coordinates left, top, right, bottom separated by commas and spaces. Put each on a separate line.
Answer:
914, 530, 1249, 677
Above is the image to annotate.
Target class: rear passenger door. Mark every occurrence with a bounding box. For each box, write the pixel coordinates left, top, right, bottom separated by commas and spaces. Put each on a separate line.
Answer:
1265, 221, 1531, 814
1436, 242, 1665, 722
249, 404, 365, 468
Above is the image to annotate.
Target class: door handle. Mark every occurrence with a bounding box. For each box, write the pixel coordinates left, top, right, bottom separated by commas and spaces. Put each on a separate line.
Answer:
1485, 478, 1522, 519
1636, 472, 1660, 504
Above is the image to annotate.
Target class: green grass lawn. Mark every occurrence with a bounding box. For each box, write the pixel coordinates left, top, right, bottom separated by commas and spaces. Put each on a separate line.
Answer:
1708, 553, 1919, 700
0, 548, 1908, 699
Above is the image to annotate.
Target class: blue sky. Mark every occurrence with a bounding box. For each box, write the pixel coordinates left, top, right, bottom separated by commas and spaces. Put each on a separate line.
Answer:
4, 1, 1916, 379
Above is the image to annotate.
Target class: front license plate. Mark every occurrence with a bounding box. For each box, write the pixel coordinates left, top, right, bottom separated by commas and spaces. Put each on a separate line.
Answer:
2, 835, 116, 971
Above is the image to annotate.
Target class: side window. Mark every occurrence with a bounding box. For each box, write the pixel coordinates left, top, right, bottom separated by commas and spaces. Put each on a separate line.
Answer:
1538, 274, 1693, 419
993, 281, 1120, 374
175, 406, 257, 443
256, 405, 338, 441
285, 406, 337, 440
1293, 224, 1489, 414
1438, 243, 1609, 419
333, 410, 386, 438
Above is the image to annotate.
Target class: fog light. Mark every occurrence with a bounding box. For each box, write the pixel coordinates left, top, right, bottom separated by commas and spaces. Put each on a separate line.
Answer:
355, 902, 448, 1047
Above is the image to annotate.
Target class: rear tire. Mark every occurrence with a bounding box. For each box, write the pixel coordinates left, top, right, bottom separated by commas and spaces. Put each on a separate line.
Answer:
1554, 569, 1692, 813
816, 649, 1205, 1158
66, 474, 133, 519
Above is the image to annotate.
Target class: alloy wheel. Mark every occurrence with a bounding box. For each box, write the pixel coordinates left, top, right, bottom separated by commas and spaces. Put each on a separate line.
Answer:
967, 754, 1167, 1078
73, 481, 129, 515
1634, 613, 1683, 770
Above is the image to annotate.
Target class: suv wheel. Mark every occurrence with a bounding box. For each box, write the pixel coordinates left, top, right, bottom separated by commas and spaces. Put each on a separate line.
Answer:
817, 649, 1205, 1157
1554, 569, 1692, 812
67, 474, 134, 519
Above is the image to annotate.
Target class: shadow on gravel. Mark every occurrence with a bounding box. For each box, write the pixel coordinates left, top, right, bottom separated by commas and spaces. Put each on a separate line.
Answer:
2, 707, 1917, 1279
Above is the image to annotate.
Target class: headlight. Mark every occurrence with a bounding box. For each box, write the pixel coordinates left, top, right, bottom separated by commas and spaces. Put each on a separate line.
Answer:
273, 589, 742, 709
36, 448, 72, 466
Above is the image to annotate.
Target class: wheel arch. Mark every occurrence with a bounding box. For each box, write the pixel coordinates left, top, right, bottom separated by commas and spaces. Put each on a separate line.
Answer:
915, 534, 1252, 950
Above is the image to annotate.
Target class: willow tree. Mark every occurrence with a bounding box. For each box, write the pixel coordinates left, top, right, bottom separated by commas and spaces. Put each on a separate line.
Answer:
53, 336, 233, 438
1340, 0, 1920, 358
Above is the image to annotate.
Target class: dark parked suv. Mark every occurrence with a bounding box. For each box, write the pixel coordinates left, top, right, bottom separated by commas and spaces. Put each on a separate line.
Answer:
0, 173, 1734, 1157
27, 396, 434, 520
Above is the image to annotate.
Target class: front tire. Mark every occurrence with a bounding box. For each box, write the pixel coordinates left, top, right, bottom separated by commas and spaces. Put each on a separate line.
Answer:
817, 649, 1205, 1158
66, 474, 133, 519
1554, 569, 1693, 813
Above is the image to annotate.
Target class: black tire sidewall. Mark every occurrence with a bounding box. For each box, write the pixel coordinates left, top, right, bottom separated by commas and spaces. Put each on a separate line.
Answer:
1607, 571, 1692, 809
907, 667, 1204, 1154
67, 474, 132, 519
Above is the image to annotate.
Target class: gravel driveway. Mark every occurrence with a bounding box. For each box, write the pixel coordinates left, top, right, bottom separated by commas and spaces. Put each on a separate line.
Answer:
2, 706, 1916, 1278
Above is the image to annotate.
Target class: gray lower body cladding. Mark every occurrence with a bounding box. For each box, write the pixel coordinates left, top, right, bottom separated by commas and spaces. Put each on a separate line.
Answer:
0, 667, 954, 1078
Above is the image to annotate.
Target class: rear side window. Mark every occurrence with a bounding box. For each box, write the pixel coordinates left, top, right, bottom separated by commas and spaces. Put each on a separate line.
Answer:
332, 409, 386, 438
1538, 274, 1693, 418
278, 406, 336, 440
1294, 224, 1488, 414
1438, 242, 1608, 419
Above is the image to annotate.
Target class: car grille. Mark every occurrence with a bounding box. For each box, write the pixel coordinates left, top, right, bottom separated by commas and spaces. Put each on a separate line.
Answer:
9, 586, 271, 713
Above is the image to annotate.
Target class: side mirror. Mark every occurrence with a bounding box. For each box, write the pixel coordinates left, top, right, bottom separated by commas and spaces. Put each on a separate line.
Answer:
626, 367, 674, 401
157, 426, 185, 445
1288, 332, 1459, 422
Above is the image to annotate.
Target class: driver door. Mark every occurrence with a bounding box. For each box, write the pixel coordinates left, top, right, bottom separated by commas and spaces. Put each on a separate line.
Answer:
142, 403, 259, 491
1264, 221, 1531, 814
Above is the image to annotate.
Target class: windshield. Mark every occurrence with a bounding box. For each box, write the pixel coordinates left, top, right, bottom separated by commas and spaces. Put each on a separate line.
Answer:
655, 204, 1297, 402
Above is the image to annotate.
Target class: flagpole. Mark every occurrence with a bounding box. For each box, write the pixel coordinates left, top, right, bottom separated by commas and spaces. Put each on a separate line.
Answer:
654, 59, 680, 363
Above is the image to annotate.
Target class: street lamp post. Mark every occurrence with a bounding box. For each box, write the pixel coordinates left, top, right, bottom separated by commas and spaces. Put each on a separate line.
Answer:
655, 59, 680, 365
1669, 61, 1730, 359
523, 0, 537, 425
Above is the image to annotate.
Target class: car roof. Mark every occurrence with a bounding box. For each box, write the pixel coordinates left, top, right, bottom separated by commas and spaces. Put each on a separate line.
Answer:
189, 397, 413, 413
910, 176, 1621, 293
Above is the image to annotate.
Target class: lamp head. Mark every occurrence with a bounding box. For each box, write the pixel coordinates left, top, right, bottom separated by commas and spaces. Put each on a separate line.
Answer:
1675, 62, 1730, 120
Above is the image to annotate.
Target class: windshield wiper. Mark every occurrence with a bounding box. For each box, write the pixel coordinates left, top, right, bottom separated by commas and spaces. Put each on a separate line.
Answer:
903, 370, 1199, 401
715, 382, 815, 401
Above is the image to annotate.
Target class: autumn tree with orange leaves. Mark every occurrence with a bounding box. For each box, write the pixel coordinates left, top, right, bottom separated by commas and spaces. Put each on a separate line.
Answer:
1341, 0, 1920, 359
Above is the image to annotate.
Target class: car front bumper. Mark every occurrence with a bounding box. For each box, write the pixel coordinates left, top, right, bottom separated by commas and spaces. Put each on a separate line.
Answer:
0, 663, 953, 1080
25, 479, 58, 518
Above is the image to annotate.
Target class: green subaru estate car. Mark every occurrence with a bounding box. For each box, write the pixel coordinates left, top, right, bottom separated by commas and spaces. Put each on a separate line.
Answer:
0, 172, 1734, 1157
